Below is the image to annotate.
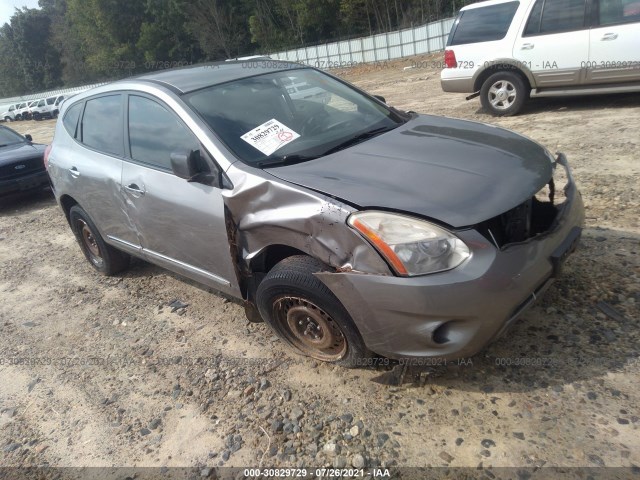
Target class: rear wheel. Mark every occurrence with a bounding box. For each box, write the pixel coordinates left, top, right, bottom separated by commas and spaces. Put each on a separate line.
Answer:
69, 205, 130, 275
480, 71, 528, 116
4, 116, 12, 122
256, 255, 372, 368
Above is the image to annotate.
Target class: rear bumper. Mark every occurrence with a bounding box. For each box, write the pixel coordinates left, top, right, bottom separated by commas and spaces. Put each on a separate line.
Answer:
317, 156, 584, 360
440, 76, 476, 93
0, 170, 50, 196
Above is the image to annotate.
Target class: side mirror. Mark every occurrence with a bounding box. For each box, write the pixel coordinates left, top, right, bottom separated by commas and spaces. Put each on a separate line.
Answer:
25, 134, 33, 142
373, 95, 386, 103
170, 150, 201, 180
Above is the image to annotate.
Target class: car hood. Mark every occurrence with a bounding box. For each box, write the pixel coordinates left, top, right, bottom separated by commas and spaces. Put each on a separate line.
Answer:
0, 142, 46, 166
266, 114, 554, 228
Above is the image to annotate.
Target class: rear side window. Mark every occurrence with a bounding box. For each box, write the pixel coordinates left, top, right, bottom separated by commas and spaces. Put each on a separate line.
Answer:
47, 97, 56, 105
525, 0, 586, 35
128, 95, 199, 171
449, 2, 520, 45
81, 95, 124, 157
597, 0, 640, 25
63, 103, 83, 137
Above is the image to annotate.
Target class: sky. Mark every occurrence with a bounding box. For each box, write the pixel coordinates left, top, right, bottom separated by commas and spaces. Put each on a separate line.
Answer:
0, 0, 41, 26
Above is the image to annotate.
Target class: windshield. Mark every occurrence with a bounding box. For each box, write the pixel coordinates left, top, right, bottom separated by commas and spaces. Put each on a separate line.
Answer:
0, 127, 26, 146
185, 68, 405, 166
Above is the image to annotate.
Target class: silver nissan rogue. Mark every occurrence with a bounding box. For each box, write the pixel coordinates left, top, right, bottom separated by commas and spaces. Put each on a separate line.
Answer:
46, 60, 584, 367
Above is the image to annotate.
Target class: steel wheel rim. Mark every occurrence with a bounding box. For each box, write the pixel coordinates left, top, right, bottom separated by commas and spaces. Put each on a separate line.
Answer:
77, 219, 103, 266
488, 80, 516, 110
273, 296, 347, 361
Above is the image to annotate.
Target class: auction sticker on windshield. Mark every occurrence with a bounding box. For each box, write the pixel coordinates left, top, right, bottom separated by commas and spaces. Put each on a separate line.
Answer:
241, 119, 300, 156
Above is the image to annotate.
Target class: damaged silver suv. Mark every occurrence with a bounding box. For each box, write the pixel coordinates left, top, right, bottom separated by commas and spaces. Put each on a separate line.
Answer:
46, 61, 584, 367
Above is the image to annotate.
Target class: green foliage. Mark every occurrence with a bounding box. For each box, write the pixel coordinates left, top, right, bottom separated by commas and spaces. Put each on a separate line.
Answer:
0, 0, 467, 96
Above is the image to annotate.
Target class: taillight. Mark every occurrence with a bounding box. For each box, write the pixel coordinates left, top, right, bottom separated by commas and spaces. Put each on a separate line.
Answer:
444, 49, 457, 68
44, 144, 52, 170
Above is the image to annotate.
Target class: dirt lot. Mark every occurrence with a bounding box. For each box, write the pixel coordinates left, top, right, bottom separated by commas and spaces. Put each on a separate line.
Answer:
1, 55, 639, 477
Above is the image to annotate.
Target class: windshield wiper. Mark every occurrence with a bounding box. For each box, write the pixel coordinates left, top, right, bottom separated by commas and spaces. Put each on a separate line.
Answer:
321, 126, 395, 157
256, 154, 319, 168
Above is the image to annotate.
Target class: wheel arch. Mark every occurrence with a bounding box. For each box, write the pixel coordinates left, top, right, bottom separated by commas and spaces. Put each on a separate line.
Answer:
59, 194, 79, 225
249, 244, 310, 275
473, 61, 535, 92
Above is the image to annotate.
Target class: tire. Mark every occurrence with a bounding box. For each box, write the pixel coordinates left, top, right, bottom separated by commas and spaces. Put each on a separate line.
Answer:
256, 255, 372, 368
69, 205, 130, 275
33, 113, 41, 121
4, 117, 12, 122
480, 71, 528, 116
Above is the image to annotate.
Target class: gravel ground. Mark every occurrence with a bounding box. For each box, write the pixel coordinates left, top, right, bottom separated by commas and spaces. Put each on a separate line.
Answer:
1, 55, 639, 477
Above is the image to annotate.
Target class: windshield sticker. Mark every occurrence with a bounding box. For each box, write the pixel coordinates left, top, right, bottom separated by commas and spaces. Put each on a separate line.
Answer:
241, 119, 300, 156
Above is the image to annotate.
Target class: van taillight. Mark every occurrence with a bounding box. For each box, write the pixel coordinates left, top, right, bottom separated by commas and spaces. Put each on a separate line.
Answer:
444, 50, 457, 68
44, 144, 52, 170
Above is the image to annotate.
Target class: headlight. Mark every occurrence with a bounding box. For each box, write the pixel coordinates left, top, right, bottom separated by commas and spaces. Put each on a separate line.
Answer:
348, 211, 470, 276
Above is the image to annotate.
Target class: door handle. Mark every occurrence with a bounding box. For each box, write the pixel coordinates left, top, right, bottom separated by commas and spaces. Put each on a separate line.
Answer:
69, 167, 80, 178
601, 32, 618, 41
521, 43, 535, 50
124, 184, 145, 196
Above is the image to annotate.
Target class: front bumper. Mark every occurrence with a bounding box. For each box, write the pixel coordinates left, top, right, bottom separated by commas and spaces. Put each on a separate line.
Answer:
316, 155, 585, 360
0, 170, 50, 197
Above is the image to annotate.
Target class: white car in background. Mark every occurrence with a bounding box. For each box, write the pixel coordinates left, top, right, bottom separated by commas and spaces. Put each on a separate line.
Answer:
441, 0, 640, 115
1, 104, 18, 122
16, 101, 39, 121
30, 95, 65, 120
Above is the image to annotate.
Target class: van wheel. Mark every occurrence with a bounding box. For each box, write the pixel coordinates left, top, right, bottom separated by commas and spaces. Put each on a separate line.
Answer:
256, 256, 372, 368
69, 205, 130, 275
4, 117, 12, 122
480, 71, 528, 116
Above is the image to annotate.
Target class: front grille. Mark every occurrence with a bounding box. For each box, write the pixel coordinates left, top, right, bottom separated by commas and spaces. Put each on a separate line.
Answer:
0, 156, 45, 181
478, 164, 569, 248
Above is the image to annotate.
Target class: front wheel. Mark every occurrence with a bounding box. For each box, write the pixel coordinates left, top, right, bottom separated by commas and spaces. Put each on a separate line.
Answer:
69, 205, 130, 275
4, 117, 12, 122
256, 256, 372, 368
480, 71, 528, 116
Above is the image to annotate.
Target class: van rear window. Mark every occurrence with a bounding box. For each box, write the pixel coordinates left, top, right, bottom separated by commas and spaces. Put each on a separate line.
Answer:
448, 1, 520, 45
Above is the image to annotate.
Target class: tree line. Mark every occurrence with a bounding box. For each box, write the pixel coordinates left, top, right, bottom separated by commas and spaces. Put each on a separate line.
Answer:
0, 0, 471, 97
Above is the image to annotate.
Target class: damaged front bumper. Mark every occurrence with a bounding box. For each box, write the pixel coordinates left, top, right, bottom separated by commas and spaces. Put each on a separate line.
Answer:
316, 154, 585, 360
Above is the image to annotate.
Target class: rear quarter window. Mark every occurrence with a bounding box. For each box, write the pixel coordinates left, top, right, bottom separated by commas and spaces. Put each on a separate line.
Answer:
449, 1, 520, 45
80, 95, 124, 157
63, 103, 83, 138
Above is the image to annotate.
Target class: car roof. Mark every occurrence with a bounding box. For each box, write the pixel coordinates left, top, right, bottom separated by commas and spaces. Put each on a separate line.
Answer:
126, 60, 305, 95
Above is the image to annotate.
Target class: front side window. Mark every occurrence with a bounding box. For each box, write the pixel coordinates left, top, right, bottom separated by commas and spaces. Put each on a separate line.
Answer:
186, 68, 404, 166
38, 100, 45, 107
81, 95, 123, 156
597, 0, 640, 25
449, 2, 520, 45
128, 95, 199, 171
